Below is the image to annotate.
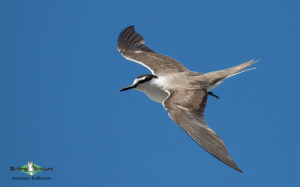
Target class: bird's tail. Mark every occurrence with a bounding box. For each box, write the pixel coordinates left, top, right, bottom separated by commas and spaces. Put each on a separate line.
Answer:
203, 60, 259, 89
224, 60, 259, 78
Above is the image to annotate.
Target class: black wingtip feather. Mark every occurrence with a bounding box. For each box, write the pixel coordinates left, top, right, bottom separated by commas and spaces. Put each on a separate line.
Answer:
118, 25, 153, 52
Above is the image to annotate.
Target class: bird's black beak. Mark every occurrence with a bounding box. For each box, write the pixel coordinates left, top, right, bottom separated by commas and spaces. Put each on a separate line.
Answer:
118, 85, 136, 92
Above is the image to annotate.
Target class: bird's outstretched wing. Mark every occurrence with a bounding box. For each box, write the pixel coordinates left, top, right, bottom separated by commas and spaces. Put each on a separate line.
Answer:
163, 89, 242, 172
118, 25, 189, 75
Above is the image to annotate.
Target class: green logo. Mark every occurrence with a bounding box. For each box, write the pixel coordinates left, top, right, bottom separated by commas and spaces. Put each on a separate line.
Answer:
10, 161, 53, 176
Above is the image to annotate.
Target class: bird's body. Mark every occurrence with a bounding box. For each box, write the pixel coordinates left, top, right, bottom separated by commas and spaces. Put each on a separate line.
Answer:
136, 78, 168, 102
118, 25, 258, 173
27, 161, 34, 176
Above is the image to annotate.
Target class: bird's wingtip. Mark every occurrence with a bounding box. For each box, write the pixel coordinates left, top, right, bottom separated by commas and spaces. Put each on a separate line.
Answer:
123, 25, 135, 32
236, 167, 243, 173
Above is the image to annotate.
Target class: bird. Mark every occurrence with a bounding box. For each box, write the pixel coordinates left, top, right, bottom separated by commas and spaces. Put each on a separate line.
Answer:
118, 25, 258, 173
27, 161, 35, 176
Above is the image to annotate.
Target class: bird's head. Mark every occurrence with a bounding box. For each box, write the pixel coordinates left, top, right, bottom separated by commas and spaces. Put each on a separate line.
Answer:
119, 74, 158, 92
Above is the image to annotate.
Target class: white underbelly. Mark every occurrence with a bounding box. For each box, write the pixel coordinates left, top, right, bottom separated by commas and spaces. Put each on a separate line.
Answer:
136, 85, 168, 103
145, 88, 168, 103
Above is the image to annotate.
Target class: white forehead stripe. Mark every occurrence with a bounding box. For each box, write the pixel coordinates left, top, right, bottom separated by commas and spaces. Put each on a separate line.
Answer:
133, 76, 148, 84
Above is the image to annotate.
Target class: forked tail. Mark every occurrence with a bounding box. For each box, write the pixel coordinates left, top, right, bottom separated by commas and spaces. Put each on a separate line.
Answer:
225, 60, 259, 78
203, 60, 259, 90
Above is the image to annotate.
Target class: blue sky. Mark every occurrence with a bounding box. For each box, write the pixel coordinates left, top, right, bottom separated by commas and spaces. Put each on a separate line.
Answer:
1, 0, 300, 186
